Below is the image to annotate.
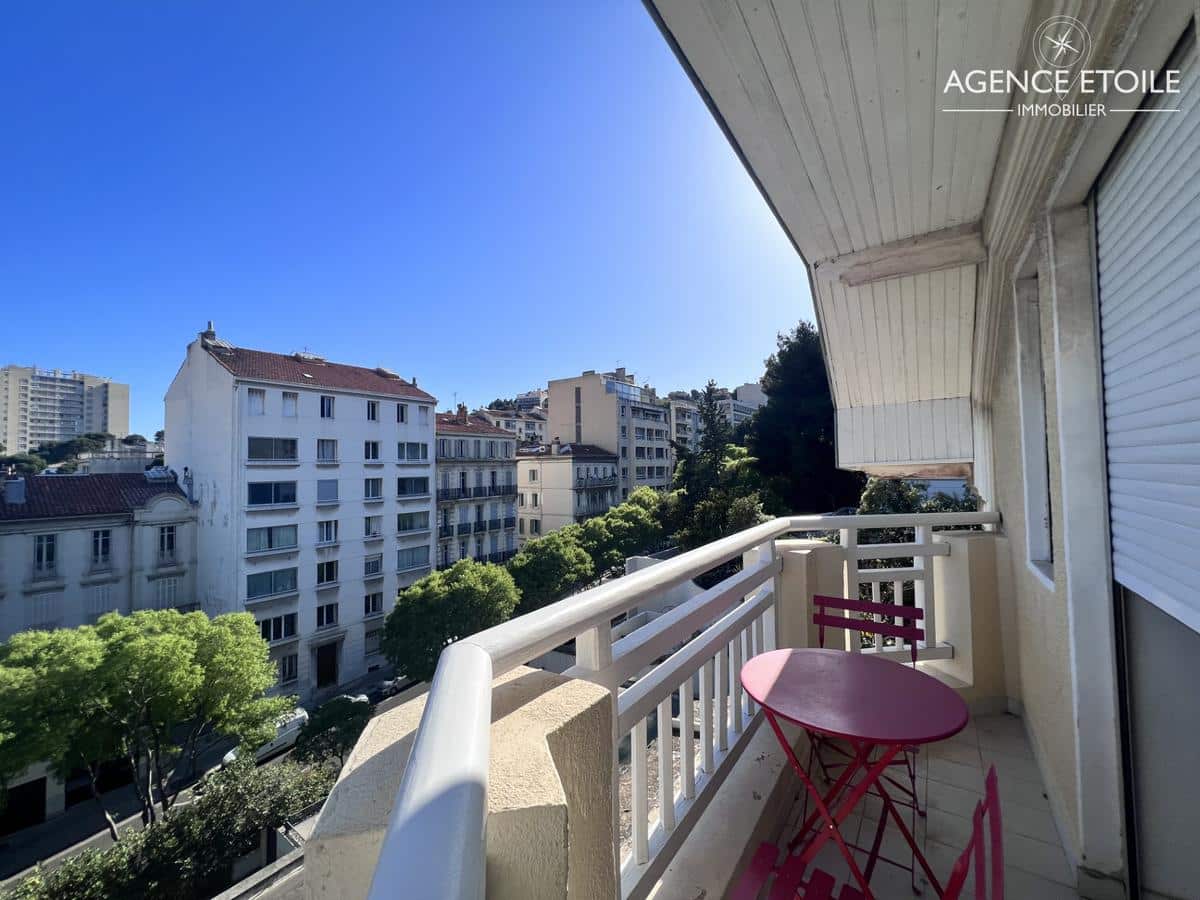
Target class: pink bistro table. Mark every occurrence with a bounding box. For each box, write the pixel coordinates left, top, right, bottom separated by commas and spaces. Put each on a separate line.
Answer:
741, 648, 969, 898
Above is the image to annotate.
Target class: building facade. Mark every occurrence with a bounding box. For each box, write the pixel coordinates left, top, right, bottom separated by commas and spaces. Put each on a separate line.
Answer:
0, 366, 130, 454
515, 441, 618, 544
434, 407, 518, 569
514, 389, 548, 412
715, 382, 765, 431
547, 368, 671, 500
164, 325, 436, 700
475, 407, 547, 444
667, 394, 701, 452
0, 470, 197, 642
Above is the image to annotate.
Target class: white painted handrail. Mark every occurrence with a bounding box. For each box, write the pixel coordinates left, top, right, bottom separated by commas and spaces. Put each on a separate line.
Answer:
367, 510, 998, 900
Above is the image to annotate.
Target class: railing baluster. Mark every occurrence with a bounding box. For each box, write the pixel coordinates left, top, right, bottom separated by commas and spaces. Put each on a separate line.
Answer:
657, 698, 676, 832
894, 579, 904, 653
632, 717, 649, 864
700, 659, 715, 773
871, 580, 883, 651
731, 635, 744, 731
681, 676, 695, 799
717, 645, 729, 752
915, 524, 935, 650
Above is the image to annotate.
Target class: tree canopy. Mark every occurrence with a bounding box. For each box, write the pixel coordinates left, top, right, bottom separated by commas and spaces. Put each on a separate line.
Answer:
486, 398, 517, 410
0, 611, 288, 834
508, 529, 595, 614
383, 560, 520, 682
746, 322, 865, 514
294, 696, 373, 768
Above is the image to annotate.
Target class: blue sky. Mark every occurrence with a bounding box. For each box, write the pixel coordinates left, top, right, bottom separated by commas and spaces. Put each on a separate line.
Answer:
1, 2, 812, 437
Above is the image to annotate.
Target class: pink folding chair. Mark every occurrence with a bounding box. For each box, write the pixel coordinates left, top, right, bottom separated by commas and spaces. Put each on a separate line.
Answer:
731, 766, 1004, 899
810, 594, 927, 816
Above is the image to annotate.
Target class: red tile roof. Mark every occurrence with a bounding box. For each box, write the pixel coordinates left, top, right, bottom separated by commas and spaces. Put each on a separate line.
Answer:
204, 345, 435, 402
0, 474, 186, 522
435, 412, 517, 437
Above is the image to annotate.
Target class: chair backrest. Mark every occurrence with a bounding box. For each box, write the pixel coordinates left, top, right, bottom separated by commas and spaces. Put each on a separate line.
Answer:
812, 594, 925, 664
943, 766, 1004, 899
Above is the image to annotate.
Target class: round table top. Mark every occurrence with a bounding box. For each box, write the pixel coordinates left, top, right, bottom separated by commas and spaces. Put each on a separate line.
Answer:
740, 648, 969, 746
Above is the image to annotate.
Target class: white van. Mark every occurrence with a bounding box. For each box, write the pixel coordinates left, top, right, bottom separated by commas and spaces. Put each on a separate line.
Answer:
222, 707, 309, 766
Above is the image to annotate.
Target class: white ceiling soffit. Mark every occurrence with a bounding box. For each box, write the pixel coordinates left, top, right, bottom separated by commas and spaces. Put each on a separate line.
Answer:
649, 0, 1033, 263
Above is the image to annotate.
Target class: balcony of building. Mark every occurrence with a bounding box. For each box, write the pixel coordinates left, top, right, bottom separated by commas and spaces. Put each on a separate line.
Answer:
293, 510, 1093, 900
577, 474, 618, 489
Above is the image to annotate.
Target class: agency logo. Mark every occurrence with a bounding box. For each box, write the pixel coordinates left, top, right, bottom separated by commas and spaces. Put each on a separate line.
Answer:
1032, 16, 1091, 72
941, 14, 1179, 118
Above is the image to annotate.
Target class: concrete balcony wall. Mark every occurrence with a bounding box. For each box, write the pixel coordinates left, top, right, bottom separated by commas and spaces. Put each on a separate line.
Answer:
304, 668, 614, 900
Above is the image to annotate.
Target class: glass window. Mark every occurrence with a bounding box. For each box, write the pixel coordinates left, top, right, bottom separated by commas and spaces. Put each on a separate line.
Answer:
531, 519, 541, 535
259, 613, 298, 642
317, 560, 338, 585
367, 400, 379, 421
282, 391, 298, 417
158, 525, 177, 561
531, 493, 538, 507
317, 520, 338, 543
247, 388, 265, 416
317, 603, 338, 628
92, 529, 111, 567
364, 628, 383, 656
34, 534, 56, 575
317, 479, 338, 503
364, 554, 383, 576
397, 545, 430, 571
320, 395, 335, 418
247, 524, 298, 552
397, 403, 407, 423
403, 442, 428, 461
248, 437, 297, 460
528, 469, 537, 482
317, 439, 338, 462
364, 478, 383, 499
364, 592, 384, 616
397, 511, 430, 532
246, 567, 297, 599
248, 481, 297, 505
397, 477, 429, 496
418, 405, 429, 423
278, 653, 298, 684
365, 515, 383, 537
155, 577, 178, 609
364, 440, 380, 460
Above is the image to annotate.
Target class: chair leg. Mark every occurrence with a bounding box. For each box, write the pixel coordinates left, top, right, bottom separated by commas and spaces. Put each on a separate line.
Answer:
906, 748, 926, 817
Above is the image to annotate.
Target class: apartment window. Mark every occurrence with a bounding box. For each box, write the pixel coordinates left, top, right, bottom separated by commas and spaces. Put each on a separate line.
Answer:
278, 653, 298, 684
398, 545, 430, 571
27, 593, 62, 630
364, 477, 383, 500
362, 515, 383, 539
531, 493, 539, 508
1014, 278, 1055, 581
620, 405, 626, 417
316, 603, 339, 629
530, 519, 541, 535
317, 479, 339, 503
246, 567, 298, 599
317, 519, 338, 544
367, 400, 379, 421
282, 391, 298, 417
364, 628, 383, 657
364, 440, 380, 461
364, 592, 385, 617
158, 526, 177, 563
518, 518, 525, 534
317, 439, 338, 462
87, 583, 115, 623
317, 560, 339, 585
259, 612, 298, 643
248, 481, 297, 506
248, 437, 298, 461
397, 477, 429, 496
34, 534, 57, 577
247, 524, 298, 553
528, 469, 538, 482
397, 511, 430, 533
248, 388, 266, 416
402, 442, 428, 461
397, 403, 407, 423
320, 395, 335, 418
487, 440, 496, 458
364, 553, 384, 577
154, 577, 178, 609
518, 493, 525, 507
418, 405, 429, 424
92, 529, 111, 568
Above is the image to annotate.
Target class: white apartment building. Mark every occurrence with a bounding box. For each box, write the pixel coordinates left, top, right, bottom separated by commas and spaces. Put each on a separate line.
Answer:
164, 325, 435, 700
475, 407, 547, 444
515, 441, 618, 544
547, 368, 672, 500
0, 366, 130, 453
514, 389, 548, 412
716, 381, 765, 430
666, 393, 701, 452
435, 408, 518, 569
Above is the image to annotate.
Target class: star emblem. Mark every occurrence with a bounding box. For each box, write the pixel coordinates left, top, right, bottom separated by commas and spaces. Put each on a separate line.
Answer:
1045, 30, 1079, 63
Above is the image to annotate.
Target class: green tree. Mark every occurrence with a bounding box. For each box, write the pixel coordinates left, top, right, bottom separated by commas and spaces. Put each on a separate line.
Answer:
153, 430, 165, 444
0, 611, 288, 830
294, 696, 373, 768
0, 453, 46, 476
122, 433, 148, 446
507, 529, 594, 614
670, 445, 768, 550
747, 322, 865, 514
486, 398, 516, 410
383, 560, 519, 682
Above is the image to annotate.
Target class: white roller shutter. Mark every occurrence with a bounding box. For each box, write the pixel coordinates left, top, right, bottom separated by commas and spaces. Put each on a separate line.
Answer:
1096, 37, 1200, 633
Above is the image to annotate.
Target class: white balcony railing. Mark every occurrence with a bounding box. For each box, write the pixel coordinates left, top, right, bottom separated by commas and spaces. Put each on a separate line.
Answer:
366, 511, 997, 900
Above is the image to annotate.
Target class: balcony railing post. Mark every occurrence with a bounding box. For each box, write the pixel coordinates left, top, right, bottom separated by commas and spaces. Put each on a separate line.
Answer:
915, 524, 936, 650
840, 526, 859, 652
573, 623, 621, 892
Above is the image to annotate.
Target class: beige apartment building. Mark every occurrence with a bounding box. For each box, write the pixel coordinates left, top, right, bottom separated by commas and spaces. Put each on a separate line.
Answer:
547, 368, 671, 500
0, 366, 130, 454
475, 406, 547, 444
515, 440, 618, 545
666, 393, 701, 452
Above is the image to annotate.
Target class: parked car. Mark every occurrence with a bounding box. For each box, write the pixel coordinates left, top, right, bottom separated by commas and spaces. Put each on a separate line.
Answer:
331, 693, 369, 705
222, 707, 309, 767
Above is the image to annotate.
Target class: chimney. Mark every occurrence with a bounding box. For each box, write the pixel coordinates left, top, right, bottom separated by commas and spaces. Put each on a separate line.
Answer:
614, 367, 627, 379
3, 474, 26, 506
551, 436, 561, 455
457, 403, 468, 423
200, 321, 216, 343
